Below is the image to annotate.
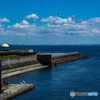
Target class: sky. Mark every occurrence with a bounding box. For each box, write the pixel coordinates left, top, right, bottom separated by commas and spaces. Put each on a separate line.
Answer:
0, 0, 100, 45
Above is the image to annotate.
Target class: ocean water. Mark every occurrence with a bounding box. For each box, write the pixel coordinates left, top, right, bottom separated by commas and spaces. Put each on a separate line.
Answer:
4, 45, 100, 100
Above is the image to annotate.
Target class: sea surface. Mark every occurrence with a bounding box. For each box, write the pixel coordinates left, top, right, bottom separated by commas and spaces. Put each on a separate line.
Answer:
4, 45, 100, 100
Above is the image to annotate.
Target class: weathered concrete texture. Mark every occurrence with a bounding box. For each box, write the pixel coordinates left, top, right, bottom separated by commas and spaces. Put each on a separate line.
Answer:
1, 53, 50, 78
1, 55, 39, 70
0, 84, 35, 100
40, 52, 78, 57
37, 52, 88, 67
0, 51, 40, 56
0, 49, 33, 53
1, 52, 88, 79
52, 53, 88, 66
2, 64, 48, 78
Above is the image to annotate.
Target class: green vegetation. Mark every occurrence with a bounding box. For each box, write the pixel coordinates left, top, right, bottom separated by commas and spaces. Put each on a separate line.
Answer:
0, 50, 10, 51
0, 55, 20, 59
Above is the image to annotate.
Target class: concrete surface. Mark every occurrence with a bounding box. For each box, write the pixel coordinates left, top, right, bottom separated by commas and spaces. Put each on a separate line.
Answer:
2, 64, 49, 78
0, 84, 34, 100
39, 52, 78, 57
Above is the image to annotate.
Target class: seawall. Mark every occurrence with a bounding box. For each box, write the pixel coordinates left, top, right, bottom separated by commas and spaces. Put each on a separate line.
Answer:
1, 54, 49, 78
52, 53, 88, 66
1, 55, 39, 70
1, 52, 88, 78
2, 64, 48, 78
0, 51, 39, 56
0, 84, 35, 100
37, 52, 89, 67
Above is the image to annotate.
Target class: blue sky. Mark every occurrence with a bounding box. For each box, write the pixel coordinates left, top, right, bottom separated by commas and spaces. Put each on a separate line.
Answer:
0, 0, 100, 45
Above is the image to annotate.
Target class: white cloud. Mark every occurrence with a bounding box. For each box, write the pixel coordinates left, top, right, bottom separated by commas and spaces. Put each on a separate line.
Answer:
92, 28, 100, 34
1, 15, 100, 36
41, 16, 74, 25
40, 16, 100, 36
5, 20, 36, 36
12, 23, 29, 28
0, 28, 26, 35
11, 20, 35, 29
21, 20, 29, 24
81, 17, 100, 25
0, 18, 10, 22
26, 14, 39, 19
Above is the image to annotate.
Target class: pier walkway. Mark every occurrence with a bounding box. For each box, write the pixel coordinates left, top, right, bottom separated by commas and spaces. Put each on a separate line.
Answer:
0, 84, 34, 100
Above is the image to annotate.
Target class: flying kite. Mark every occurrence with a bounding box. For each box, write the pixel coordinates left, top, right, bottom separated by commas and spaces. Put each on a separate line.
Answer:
56, 13, 59, 15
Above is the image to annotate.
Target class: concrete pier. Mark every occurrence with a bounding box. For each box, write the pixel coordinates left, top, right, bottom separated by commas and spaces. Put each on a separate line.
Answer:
37, 52, 88, 66
2, 64, 48, 78
0, 52, 88, 78
52, 53, 88, 66
0, 51, 88, 100
0, 84, 35, 100
39, 52, 78, 57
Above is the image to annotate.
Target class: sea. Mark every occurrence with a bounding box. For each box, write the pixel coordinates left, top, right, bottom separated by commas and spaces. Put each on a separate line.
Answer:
4, 45, 100, 100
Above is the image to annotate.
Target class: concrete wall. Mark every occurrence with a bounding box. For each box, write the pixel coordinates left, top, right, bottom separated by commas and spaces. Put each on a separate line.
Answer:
0, 84, 35, 100
0, 52, 38, 56
52, 53, 88, 66
0, 52, 88, 76
1, 55, 40, 70
37, 55, 51, 65
2, 64, 48, 78
1, 55, 37, 65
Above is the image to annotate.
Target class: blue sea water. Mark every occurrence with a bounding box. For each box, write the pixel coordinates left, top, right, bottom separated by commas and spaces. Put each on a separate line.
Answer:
4, 45, 100, 100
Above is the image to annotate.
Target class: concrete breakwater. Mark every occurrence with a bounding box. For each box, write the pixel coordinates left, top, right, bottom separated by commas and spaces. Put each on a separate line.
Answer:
2, 64, 48, 78
0, 51, 89, 100
37, 52, 89, 67
0, 84, 35, 100
0, 51, 39, 56
1, 52, 88, 78
1, 54, 49, 78
1, 55, 39, 70
52, 53, 88, 66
